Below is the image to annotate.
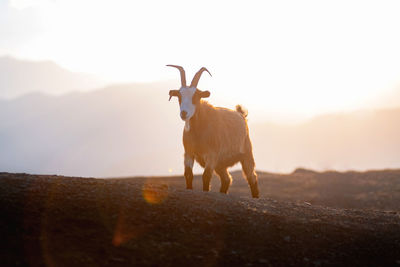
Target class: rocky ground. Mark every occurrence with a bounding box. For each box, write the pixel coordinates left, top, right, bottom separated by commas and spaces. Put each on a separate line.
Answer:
0, 170, 400, 266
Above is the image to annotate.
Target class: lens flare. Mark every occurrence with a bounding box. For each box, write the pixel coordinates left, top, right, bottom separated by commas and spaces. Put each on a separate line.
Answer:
142, 183, 168, 204
112, 211, 146, 247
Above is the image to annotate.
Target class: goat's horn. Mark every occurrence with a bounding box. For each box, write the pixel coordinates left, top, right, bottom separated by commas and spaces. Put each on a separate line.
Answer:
166, 65, 187, 87
190, 67, 212, 88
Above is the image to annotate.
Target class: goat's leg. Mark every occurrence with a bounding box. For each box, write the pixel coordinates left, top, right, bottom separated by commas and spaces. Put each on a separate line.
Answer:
202, 154, 216, 191
202, 167, 213, 191
240, 154, 259, 198
215, 167, 232, 194
184, 153, 194, 189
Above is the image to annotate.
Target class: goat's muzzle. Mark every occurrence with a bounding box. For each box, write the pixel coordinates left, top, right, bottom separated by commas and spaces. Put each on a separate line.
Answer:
180, 110, 187, 120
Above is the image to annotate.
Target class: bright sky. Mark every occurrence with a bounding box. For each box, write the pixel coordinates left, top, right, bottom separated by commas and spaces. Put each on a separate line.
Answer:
2, 0, 400, 122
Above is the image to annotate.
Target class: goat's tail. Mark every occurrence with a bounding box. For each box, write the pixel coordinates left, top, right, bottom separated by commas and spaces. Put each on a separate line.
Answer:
236, 105, 248, 118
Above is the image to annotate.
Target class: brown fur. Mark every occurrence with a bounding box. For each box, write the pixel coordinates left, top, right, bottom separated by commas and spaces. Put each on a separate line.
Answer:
183, 100, 259, 198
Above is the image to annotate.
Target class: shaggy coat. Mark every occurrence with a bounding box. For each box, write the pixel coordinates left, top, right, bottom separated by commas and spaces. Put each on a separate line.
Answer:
167, 65, 259, 198
183, 101, 259, 198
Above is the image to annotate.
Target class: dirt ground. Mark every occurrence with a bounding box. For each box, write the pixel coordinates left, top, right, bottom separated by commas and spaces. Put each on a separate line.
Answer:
0, 170, 400, 266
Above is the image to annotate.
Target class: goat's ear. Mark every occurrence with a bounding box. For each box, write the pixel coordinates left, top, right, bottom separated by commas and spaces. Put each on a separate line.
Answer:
169, 90, 179, 101
200, 90, 210, 99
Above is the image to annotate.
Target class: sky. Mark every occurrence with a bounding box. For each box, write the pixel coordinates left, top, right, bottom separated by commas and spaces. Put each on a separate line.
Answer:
1, 0, 400, 122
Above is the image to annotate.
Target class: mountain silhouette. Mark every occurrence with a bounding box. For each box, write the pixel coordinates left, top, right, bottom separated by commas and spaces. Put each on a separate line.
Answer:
0, 81, 399, 176
0, 56, 105, 99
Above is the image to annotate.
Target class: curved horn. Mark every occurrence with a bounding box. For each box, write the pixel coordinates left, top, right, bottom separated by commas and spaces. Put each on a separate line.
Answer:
166, 65, 187, 87
190, 67, 212, 88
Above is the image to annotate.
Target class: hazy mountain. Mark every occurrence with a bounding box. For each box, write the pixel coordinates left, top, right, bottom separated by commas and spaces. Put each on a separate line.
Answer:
0, 81, 183, 177
369, 86, 400, 109
251, 109, 400, 173
0, 82, 399, 177
0, 56, 106, 99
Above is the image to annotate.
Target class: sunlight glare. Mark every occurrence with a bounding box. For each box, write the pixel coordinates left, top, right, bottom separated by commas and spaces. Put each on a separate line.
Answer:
4, 0, 400, 121
142, 183, 168, 205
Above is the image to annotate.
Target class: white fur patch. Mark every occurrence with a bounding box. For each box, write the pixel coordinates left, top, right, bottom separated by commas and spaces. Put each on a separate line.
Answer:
184, 155, 194, 168
184, 120, 190, 131
179, 87, 196, 121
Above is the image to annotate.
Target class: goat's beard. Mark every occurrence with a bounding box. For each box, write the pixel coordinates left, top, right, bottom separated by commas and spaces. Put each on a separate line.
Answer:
184, 120, 190, 131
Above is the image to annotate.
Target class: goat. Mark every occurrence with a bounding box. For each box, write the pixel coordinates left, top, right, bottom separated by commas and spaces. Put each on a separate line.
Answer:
167, 65, 259, 198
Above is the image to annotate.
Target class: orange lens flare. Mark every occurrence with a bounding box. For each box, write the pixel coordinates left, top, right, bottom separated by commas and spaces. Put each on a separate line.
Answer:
112, 212, 141, 247
142, 183, 168, 205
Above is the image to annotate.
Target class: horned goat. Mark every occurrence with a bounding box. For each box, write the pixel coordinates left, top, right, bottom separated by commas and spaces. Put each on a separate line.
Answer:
167, 65, 259, 198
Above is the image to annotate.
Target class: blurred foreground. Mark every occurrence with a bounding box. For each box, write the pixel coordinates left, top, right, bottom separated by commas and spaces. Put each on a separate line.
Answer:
0, 169, 399, 266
